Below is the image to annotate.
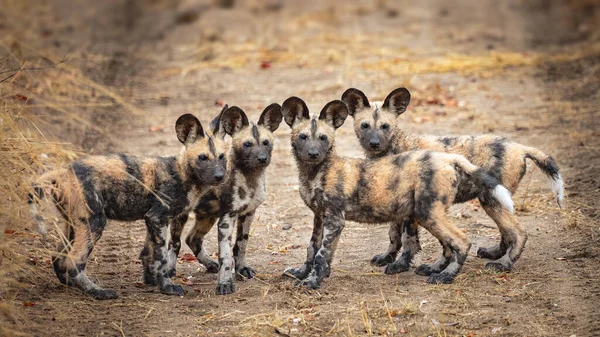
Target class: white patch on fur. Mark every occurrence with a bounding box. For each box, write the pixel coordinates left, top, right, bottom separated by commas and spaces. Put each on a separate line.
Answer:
551, 174, 565, 208
492, 185, 515, 213
163, 226, 177, 272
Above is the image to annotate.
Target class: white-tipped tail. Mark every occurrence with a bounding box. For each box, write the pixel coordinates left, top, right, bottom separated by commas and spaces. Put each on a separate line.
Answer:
28, 202, 47, 238
551, 174, 565, 208
492, 185, 515, 214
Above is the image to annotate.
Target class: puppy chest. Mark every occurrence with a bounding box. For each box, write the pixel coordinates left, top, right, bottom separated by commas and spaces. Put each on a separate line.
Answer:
232, 180, 266, 214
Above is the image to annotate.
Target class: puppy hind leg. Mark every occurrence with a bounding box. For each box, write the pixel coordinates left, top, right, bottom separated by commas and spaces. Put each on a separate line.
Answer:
414, 240, 452, 276
422, 212, 471, 284
481, 205, 527, 272
66, 215, 118, 300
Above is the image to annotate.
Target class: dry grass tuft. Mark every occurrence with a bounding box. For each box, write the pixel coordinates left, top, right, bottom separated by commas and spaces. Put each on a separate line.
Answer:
0, 104, 76, 335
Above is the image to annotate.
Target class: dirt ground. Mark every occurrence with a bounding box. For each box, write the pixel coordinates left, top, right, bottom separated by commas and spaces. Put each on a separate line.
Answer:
2, 0, 600, 336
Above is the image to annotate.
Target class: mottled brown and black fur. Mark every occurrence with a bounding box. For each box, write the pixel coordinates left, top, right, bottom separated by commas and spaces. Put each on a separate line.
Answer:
28, 112, 228, 299
169, 104, 283, 295
342, 87, 564, 272
281, 97, 516, 288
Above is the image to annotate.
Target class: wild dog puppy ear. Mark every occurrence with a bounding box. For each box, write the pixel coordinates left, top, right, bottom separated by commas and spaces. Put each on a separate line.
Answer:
318, 100, 348, 129
341, 88, 370, 116
176, 114, 204, 144
216, 106, 249, 136
258, 103, 283, 132
382, 87, 411, 115
209, 104, 229, 136
282, 96, 310, 128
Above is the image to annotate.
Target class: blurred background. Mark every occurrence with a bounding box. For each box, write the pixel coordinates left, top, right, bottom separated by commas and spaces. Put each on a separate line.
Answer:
1, 0, 599, 336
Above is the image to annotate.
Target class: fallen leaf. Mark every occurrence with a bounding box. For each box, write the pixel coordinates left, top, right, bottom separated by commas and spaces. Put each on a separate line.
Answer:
425, 96, 440, 105
260, 61, 272, 69
412, 116, 430, 124
23, 301, 35, 307
4, 229, 15, 234
445, 99, 457, 107
15, 94, 28, 101
149, 125, 166, 132
180, 253, 196, 262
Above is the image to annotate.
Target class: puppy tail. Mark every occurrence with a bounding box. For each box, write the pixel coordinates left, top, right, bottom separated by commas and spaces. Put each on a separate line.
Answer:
27, 170, 61, 238
28, 185, 48, 238
523, 146, 564, 208
451, 154, 515, 213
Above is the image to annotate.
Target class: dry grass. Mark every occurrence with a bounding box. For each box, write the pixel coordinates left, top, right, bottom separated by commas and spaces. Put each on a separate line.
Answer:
0, 2, 146, 330
0, 105, 76, 336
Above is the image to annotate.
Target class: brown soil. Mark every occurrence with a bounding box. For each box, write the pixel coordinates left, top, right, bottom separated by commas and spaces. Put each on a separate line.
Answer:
2, 0, 599, 336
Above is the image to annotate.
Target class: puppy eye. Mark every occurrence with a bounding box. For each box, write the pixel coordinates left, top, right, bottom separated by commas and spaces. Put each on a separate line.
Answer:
381, 123, 390, 130
319, 134, 328, 141
263, 139, 270, 146
299, 134, 308, 140
243, 141, 252, 148
199, 154, 208, 161
361, 122, 370, 129
219, 153, 225, 160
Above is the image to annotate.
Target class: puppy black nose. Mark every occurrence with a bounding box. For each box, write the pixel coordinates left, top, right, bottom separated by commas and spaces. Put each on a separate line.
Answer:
308, 149, 319, 159
258, 154, 268, 163
369, 138, 380, 148
214, 171, 225, 182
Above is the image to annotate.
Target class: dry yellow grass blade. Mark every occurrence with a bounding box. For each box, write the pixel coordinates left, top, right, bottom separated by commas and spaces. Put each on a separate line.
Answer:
363, 43, 600, 76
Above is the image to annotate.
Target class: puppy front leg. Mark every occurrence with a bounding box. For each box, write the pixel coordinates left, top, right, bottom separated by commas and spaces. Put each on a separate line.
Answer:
302, 210, 344, 289
216, 214, 236, 295
284, 216, 323, 281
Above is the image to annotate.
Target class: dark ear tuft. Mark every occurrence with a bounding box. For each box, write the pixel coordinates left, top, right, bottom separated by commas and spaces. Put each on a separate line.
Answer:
341, 88, 370, 117
175, 114, 204, 144
382, 87, 411, 115
319, 100, 348, 129
218, 106, 249, 136
210, 104, 229, 136
281, 96, 310, 128
258, 103, 283, 132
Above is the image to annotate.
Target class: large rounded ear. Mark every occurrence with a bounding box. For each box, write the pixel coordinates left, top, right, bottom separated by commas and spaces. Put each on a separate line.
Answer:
217, 106, 249, 136
318, 100, 348, 129
176, 114, 204, 144
281, 96, 310, 128
382, 87, 411, 115
209, 104, 229, 137
341, 88, 370, 117
258, 103, 283, 132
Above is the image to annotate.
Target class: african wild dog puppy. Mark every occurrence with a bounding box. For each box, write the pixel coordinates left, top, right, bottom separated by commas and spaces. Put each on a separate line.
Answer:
170, 104, 283, 295
28, 112, 228, 299
342, 87, 564, 272
281, 97, 516, 288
